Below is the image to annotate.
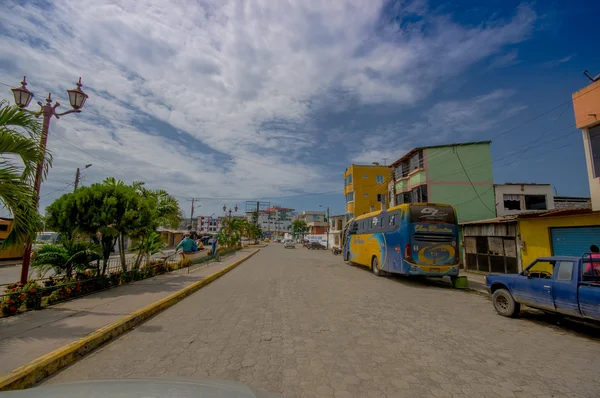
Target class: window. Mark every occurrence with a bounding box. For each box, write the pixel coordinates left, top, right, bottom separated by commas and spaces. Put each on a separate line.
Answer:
388, 215, 395, 225
409, 151, 424, 171
346, 174, 353, 185
525, 195, 547, 210
346, 192, 354, 202
556, 261, 574, 281
379, 217, 384, 227
395, 161, 409, 178
377, 194, 385, 203
376, 175, 384, 184
590, 125, 600, 177
503, 194, 521, 210
411, 185, 428, 203
525, 260, 555, 279
0, 224, 8, 232
345, 213, 354, 222
363, 174, 368, 178
364, 193, 369, 197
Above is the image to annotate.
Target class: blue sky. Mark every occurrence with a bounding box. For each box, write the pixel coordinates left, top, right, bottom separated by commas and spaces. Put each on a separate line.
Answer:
1, 0, 599, 219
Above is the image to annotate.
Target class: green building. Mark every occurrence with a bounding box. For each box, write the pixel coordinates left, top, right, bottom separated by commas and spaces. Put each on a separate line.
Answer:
388, 141, 495, 222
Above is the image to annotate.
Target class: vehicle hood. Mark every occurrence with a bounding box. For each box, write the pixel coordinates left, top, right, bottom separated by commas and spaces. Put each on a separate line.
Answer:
485, 273, 519, 286
0, 379, 285, 398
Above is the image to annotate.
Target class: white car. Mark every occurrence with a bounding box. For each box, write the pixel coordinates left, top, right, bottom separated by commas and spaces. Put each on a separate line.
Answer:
284, 240, 296, 249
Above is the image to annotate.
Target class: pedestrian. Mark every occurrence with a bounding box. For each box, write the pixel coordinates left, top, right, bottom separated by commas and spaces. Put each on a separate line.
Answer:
584, 245, 600, 276
175, 233, 198, 255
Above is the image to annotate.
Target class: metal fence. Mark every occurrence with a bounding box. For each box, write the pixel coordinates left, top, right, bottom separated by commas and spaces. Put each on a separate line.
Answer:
0, 249, 239, 316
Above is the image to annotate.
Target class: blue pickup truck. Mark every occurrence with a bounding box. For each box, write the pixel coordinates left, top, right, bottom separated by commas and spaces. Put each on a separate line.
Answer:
485, 255, 600, 320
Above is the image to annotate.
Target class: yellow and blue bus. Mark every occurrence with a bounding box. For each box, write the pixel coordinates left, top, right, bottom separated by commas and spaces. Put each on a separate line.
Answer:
343, 203, 461, 278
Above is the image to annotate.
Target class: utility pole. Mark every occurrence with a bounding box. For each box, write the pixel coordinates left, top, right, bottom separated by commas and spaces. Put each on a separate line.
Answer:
74, 168, 80, 192
326, 206, 330, 249
73, 163, 92, 192
187, 198, 201, 232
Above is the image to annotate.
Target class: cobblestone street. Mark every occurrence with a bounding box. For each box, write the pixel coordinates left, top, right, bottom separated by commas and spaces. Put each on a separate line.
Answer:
48, 245, 600, 397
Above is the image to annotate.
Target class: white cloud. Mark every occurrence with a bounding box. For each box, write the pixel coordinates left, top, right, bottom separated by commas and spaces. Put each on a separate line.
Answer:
0, 0, 537, 215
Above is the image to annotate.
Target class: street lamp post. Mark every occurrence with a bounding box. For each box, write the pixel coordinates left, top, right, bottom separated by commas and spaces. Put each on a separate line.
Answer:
73, 163, 92, 191
11, 76, 89, 284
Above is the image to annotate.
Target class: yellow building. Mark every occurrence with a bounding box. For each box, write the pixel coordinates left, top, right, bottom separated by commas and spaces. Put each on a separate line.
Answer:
461, 209, 600, 274
344, 164, 392, 222
0, 218, 25, 260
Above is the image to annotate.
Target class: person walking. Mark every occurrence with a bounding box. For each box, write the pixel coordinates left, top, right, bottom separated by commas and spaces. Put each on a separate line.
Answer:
175, 233, 198, 254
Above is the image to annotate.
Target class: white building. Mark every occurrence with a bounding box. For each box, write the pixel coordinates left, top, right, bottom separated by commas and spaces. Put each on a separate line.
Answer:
247, 206, 295, 233
197, 216, 222, 234
494, 183, 555, 217
295, 210, 327, 234
328, 215, 345, 248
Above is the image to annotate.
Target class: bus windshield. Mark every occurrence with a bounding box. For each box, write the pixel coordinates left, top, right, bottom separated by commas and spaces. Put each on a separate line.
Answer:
409, 205, 455, 224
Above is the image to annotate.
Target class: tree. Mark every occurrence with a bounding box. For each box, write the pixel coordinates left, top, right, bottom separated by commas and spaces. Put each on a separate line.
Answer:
31, 238, 101, 279
219, 218, 245, 249
0, 101, 52, 246
292, 220, 309, 235
131, 231, 165, 266
131, 181, 182, 268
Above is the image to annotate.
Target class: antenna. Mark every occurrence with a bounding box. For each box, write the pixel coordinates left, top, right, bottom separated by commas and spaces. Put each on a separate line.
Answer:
583, 69, 600, 82
382, 157, 388, 166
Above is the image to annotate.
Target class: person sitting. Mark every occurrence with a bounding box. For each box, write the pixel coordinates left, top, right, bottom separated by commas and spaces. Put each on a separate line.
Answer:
175, 233, 198, 254
583, 245, 600, 278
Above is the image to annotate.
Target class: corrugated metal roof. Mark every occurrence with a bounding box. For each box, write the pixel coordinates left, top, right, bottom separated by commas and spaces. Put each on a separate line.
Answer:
460, 208, 596, 226
460, 216, 518, 225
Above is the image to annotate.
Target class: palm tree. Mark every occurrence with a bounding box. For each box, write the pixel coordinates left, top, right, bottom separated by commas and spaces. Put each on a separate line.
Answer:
31, 238, 101, 279
219, 218, 244, 249
0, 100, 52, 246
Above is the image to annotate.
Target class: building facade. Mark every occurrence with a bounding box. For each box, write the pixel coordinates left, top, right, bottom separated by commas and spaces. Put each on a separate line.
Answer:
295, 210, 328, 234
461, 209, 600, 274
494, 183, 555, 217
573, 77, 600, 210
328, 214, 345, 248
387, 141, 495, 222
344, 164, 392, 221
197, 216, 222, 234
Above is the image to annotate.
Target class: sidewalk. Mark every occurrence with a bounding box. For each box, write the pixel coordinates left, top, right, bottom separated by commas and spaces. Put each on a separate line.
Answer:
459, 270, 488, 294
0, 249, 257, 377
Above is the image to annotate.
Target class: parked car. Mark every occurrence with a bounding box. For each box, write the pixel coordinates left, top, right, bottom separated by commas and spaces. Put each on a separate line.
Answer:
485, 255, 600, 321
284, 240, 295, 249
307, 242, 326, 250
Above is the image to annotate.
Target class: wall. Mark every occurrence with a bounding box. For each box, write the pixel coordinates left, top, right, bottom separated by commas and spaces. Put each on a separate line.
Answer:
494, 184, 555, 217
582, 128, 600, 211
0, 219, 24, 259
424, 143, 494, 222
344, 164, 391, 218
572, 80, 600, 211
518, 213, 600, 266
572, 79, 600, 129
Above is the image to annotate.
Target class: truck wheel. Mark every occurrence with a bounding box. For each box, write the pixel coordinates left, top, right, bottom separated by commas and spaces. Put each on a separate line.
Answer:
492, 289, 520, 318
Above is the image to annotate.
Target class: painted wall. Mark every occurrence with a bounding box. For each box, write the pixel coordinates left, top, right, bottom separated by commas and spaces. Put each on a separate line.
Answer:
518, 213, 600, 266
425, 143, 494, 222
494, 184, 555, 217
582, 127, 600, 211
344, 164, 391, 218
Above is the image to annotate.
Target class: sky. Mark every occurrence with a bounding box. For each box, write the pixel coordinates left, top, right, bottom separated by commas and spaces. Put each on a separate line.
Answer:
1, 0, 599, 219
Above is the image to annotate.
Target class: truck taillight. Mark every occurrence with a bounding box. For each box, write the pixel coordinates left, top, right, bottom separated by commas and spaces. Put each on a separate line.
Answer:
404, 244, 411, 260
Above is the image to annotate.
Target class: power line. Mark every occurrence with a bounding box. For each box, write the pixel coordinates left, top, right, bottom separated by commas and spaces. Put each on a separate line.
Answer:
454, 147, 496, 215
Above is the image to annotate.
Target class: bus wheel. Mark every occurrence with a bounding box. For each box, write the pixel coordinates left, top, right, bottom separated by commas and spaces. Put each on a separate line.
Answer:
372, 257, 382, 277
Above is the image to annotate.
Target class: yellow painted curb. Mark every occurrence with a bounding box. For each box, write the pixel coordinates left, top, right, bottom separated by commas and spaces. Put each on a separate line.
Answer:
0, 249, 260, 392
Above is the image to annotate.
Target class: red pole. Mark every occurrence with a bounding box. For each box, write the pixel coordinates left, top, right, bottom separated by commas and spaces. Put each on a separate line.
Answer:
19, 103, 52, 285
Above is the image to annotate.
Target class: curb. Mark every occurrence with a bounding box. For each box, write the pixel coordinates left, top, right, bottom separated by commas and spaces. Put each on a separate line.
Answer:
0, 249, 260, 392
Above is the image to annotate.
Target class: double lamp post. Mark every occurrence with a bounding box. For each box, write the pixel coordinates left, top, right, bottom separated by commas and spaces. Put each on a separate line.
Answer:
10, 76, 89, 284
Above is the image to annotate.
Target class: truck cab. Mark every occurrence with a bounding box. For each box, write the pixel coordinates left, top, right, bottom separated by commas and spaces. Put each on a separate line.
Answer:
485, 255, 600, 321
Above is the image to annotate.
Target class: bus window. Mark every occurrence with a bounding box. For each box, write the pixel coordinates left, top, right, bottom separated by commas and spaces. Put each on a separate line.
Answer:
388, 215, 395, 226
379, 217, 385, 228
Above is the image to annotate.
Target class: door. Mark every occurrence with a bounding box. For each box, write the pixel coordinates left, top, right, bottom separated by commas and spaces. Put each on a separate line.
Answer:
552, 260, 579, 316
551, 227, 600, 256
512, 260, 555, 310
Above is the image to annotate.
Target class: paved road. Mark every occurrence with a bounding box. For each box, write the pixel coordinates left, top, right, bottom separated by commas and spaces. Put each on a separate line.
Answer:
48, 245, 600, 397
